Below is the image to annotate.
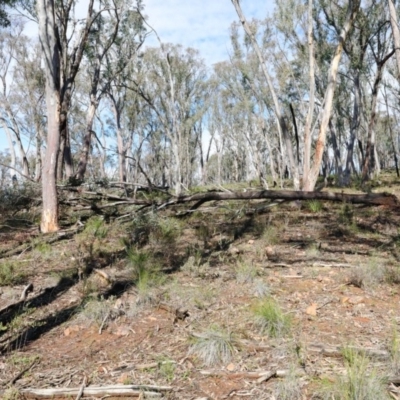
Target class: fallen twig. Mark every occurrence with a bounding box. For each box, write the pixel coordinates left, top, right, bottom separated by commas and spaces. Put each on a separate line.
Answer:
75, 376, 87, 400
20, 283, 34, 301
6, 358, 39, 386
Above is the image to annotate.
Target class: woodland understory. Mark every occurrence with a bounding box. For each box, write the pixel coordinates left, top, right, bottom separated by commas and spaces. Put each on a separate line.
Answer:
3, 0, 400, 398
0, 174, 400, 399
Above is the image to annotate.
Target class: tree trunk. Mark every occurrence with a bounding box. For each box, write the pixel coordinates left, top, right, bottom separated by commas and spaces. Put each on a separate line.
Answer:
303, 0, 360, 191
303, 0, 316, 182
75, 98, 97, 180
231, 0, 299, 189
361, 50, 394, 181
344, 72, 361, 182
37, 0, 61, 233
388, 0, 400, 79
1, 118, 16, 171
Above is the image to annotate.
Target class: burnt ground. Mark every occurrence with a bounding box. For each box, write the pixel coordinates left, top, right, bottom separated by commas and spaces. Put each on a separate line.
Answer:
1, 180, 400, 399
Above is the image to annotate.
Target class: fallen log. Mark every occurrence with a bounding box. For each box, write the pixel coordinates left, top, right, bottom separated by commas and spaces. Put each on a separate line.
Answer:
62, 187, 400, 210
3, 384, 172, 399
163, 189, 400, 211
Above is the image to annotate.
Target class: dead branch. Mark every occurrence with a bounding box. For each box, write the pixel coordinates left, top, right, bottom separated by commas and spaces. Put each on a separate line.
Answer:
162, 189, 399, 211
61, 188, 399, 216
308, 343, 390, 360
5, 358, 39, 386
199, 369, 304, 383
20, 283, 34, 301
8, 384, 172, 399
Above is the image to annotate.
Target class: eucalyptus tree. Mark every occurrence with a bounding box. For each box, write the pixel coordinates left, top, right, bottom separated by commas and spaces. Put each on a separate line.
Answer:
130, 44, 209, 195
0, 24, 30, 178
0, 0, 18, 27
360, 3, 395, 181
232, 0, 300, 188
231, 0, 360, 191
211, 55, 269, 187
12, 38, 46, 181
75, 0, 146, 181
36, 0, 126, 232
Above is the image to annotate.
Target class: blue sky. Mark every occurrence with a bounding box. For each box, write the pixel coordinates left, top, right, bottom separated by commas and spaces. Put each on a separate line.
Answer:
143, 0, 275, 65
0, 0, 276, 154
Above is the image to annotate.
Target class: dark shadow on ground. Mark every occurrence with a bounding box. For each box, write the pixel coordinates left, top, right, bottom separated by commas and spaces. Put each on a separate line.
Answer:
0, 275, 78, 330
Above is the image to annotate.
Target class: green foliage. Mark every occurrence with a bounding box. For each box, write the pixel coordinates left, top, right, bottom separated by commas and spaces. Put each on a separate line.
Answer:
150, 217, 182, 245
0, 261, 26, 286
338, 203, 354, 225
384, 265, 400, 284
0, 184, 40, 218
79, 298, 112, 327
317, 348, 389, 400
340, 348, 388, 400
306, 200, 323, 213
2, 387, 20, 400
235, 261, 258, 284
348, 257, 384, 289
262, 224, 279, 245
34, 242, 52, 254
253, 297, 292, 338
127, 248, 165, 300
157, 356, 176, 382
84, 216, 108, 239
389, 325, 400, 374
189, 325, 239, 366
274, 367, 302, 400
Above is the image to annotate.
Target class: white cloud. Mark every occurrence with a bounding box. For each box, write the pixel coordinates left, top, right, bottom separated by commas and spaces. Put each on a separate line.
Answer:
143, 0, 275, 66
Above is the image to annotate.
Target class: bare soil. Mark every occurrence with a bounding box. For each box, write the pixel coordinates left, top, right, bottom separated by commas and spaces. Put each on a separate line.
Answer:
1, 181, 400, 399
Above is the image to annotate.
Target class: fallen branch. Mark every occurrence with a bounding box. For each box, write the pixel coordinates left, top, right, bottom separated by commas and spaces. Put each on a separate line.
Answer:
75, 376, 87, 400
159, 189, 400, 211
5, 358, 39, 386
20, 283, 34, 301
6, 384, 172, 399
60, 188, 400, 216
308, 343, 390, 360
199, 369, 304, 383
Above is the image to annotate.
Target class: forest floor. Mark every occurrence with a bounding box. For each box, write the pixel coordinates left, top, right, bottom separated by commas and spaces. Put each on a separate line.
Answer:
1, 175, 400, 399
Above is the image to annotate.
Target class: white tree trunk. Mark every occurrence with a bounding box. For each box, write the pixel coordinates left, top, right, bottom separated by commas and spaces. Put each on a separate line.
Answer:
388, 0, 400, 78
37, 0, 61, 233
303, 0, 360, 191
302, 0, 316, 184
231, 0, 299, 189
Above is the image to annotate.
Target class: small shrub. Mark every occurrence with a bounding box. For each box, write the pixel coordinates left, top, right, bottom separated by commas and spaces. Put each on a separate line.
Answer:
306, 200, 323, 213
389, 325, 400, 374
274, 368, 303, 400
348, 258, 384, 289
262, 225, 279, 245
253, 279, 271, 298
385, 265, 400, 284
84, 216, 108, 239
235, 261, 258, 284
253, 297, 291, 338
340, 348, 388, 399
150, 217, 182, 245
157, 356, 176, 382
2, 387, 20, 400
127, 248, 164, 302
317, 348, 389, 400
339, 203, 354, 225
188, 325, 239, 366
0, 262, 25, 286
